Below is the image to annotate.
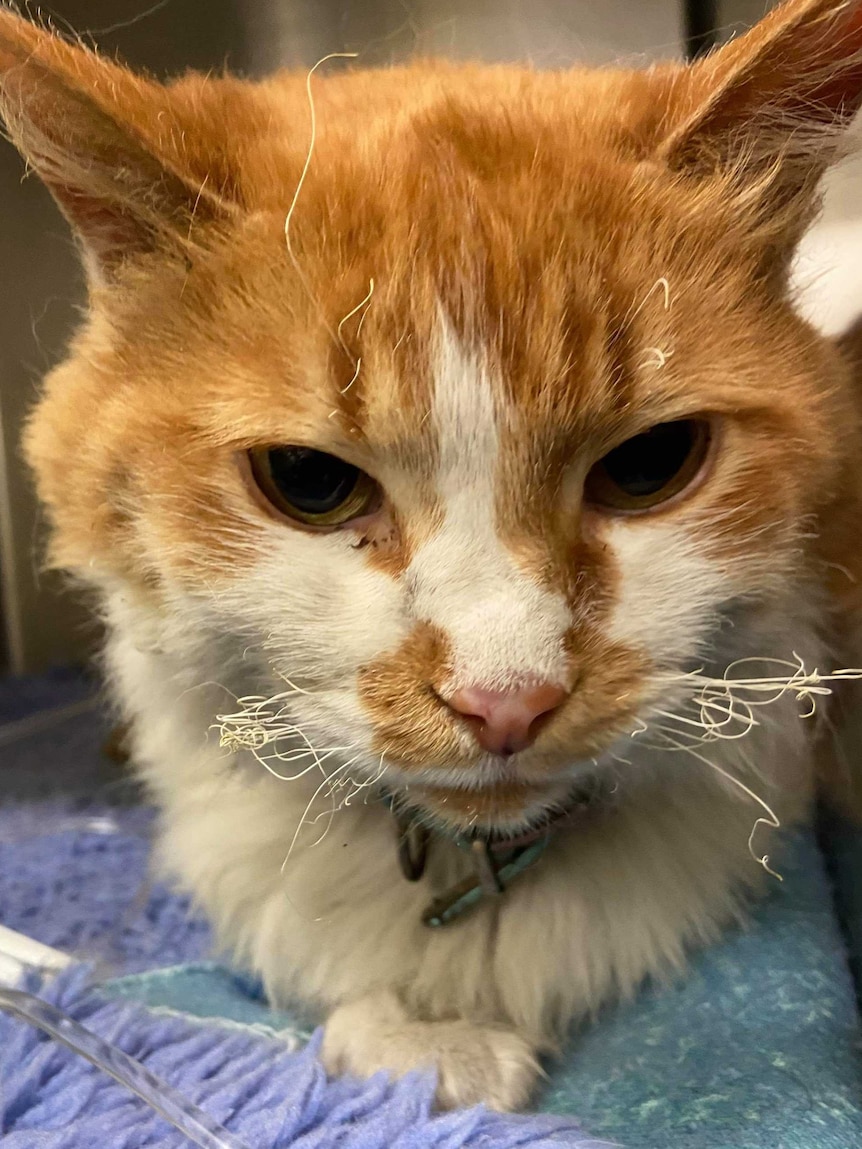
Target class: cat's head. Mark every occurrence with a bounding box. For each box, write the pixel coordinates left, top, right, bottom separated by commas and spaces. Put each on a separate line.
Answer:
4, 0, 862, 830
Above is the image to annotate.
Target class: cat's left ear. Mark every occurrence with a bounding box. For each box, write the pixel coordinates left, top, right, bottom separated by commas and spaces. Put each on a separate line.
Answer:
659, 0, 862, 250
0, 10, 237, 283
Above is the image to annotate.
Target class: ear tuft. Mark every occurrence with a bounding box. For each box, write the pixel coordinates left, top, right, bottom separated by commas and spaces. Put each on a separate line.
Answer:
654, 0, 862, 273
663, 0, 862, 168
0, 7, 233, 279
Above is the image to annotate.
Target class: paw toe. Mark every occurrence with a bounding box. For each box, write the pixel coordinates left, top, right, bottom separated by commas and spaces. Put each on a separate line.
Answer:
322, 994, 539, 1112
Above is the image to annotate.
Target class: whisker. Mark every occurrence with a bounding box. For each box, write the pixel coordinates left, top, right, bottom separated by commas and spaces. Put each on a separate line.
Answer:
620, 275, 671, 331
306, 755, 365, 846
336, 277, 374, 346
284, 52, 359, 362
256, 747, 348, 784
649, 704, 757, 743
640, 723, 783, 879
649, 655, 862, 755
281, 758, 355, 868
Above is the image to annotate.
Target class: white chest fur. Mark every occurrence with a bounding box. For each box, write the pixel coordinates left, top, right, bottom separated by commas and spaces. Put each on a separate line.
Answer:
104, 593, 815, 1047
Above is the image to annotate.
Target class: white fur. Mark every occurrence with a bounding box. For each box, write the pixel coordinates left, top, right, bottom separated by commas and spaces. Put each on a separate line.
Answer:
605, 518, 734, 668
106, 581, 817, 1110
405, 319, 572, 693
322, 991, 539, 1111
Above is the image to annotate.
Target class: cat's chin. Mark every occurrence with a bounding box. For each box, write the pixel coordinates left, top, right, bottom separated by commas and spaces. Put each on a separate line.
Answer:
401, 777, 577, 835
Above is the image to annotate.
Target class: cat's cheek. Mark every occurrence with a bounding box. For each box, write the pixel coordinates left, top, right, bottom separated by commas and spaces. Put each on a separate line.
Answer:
601, 517, 733, 667
198, 533, 418, 771
354, 621, 473, 770
201, 524, 412, 683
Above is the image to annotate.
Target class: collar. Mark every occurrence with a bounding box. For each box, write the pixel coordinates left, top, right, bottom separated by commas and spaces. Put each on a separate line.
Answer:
389, 787, 604, 928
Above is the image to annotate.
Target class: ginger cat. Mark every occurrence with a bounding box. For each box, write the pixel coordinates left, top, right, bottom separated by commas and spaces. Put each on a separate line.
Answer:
3, 0, 862, 1111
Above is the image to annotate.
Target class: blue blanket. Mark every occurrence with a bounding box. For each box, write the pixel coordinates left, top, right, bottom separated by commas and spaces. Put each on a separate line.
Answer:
0, 967, 587, 1149
1, 799, 861, 1147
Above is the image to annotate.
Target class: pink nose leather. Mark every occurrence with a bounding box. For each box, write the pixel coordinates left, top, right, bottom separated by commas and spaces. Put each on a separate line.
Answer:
447, 683, 568, 756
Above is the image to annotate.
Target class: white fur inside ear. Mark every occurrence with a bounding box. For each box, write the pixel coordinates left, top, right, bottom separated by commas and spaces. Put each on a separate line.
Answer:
321, 990, 540, 1112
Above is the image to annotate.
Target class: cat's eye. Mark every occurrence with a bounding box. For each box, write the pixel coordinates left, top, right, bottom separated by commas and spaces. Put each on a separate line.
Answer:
247, 446, 379, 527
584, 419, 711, 513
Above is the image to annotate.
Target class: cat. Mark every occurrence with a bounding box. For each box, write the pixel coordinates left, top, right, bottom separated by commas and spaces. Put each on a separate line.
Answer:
3, 0, 862, 1112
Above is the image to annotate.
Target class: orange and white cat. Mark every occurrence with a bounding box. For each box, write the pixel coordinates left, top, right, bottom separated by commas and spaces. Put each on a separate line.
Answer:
3, 0, 862, 1111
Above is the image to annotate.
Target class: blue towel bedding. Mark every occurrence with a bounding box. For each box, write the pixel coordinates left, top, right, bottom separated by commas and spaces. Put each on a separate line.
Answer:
1, 798, 861, 1147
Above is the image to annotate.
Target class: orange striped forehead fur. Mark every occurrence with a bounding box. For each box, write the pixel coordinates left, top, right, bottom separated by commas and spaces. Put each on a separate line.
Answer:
23, 62, 843, 574
7, 1, 862, 822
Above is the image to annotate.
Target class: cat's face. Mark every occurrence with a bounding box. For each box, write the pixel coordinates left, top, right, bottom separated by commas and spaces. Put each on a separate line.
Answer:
7, 1, 862, 829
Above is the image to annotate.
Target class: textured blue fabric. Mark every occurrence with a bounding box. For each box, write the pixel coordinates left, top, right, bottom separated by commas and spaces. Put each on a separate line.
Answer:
819, 806, 862, 1006
0, 967, 588, 1148
0, 666, 92, 725
3, 798, 862, 1147
0, 801, 210, 974
104, 963, 309, 1035
545, 829, 862, 1147
100, 835, 862, 1148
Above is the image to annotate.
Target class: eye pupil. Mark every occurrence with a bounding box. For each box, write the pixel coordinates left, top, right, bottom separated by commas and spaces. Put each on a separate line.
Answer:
247, 446, 378, 527
267, 447, 359, 515
603, 422, 695, 496
585, 419, 710, 512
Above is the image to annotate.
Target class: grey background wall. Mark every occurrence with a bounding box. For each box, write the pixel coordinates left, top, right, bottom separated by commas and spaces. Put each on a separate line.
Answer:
244, 0, 682, 72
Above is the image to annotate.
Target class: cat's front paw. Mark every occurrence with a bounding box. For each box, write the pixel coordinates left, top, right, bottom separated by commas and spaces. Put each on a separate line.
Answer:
321, 990, 540, 1111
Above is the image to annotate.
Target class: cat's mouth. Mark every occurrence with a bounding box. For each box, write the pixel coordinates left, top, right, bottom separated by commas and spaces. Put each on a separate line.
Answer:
376, 738, 615, 833
395, 774, 581, 834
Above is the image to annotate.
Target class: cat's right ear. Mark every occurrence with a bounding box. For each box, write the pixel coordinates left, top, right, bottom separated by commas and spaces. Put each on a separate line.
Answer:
654, 0, 862, 267
0, 9, 235, 282
661, 0, 862, 168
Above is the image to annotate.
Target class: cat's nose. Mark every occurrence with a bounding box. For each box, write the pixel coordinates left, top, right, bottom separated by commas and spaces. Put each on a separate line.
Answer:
446, 682, 568, 756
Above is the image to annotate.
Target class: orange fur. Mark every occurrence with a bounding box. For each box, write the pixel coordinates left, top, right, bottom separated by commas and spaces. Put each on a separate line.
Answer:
1, 6, 856, 603
5, 0, 862, 1112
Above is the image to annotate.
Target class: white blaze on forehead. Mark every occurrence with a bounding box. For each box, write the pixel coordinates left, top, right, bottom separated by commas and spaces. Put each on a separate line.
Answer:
405, 316, 572, 692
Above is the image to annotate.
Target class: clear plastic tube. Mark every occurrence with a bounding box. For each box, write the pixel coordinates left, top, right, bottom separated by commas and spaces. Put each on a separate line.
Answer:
0, 987, 251, 1149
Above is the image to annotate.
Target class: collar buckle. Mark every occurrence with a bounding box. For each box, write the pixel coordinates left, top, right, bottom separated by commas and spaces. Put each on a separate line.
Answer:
421, 837, 550, 928
396, 817, 430, 883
